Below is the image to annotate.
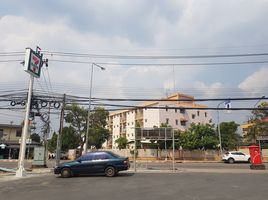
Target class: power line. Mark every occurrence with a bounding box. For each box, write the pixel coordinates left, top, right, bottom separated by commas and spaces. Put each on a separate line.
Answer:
43, 51, 268, 59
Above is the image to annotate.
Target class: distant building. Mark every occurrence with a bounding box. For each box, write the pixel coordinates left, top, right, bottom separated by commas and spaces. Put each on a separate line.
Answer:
107, 93, 212, 149
240, 116, 268, 143
0, 123, 39, 159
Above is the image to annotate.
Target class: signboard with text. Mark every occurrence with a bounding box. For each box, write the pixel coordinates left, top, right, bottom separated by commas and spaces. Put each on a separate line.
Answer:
24, 48, 43, 78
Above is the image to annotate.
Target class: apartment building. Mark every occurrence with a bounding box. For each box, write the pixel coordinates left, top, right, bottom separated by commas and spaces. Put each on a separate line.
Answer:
108, 93, 212, 149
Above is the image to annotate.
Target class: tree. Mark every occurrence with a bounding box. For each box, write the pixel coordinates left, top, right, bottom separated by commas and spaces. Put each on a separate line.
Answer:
115, 137, 128, 149
245, 101, 268, 142
64, 104, 110, 155
218, 121, 241, 150
64, 104, 88, 155
176, 123, 218, 150
48, 132, 57, 153
61, 126, 80, 152
30, 133, 41, 143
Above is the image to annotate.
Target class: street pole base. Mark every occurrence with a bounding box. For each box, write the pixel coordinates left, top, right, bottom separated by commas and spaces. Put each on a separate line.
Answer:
250, 164, 266, 170
16, 167, 26, 177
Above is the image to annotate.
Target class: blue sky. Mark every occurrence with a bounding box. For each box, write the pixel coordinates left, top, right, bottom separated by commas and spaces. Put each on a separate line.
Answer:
1, 0, 268, 128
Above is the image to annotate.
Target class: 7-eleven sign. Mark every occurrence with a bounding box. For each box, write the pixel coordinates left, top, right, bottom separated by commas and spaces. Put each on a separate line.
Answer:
24, 48, 43, 78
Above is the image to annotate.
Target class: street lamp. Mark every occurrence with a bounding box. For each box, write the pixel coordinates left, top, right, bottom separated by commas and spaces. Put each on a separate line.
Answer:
83, 63, 105, 154
217, 101, 225, 157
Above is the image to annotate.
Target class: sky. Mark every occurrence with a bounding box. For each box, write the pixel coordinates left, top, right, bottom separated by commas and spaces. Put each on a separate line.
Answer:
1, 0, 268, 131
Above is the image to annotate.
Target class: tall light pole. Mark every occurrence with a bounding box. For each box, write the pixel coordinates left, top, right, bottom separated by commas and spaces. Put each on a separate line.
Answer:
217, 101, 224, 157
83, 63, 105, 154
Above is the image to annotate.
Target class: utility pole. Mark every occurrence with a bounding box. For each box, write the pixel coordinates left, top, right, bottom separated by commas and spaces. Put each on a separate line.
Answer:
16, 46, 45, 177
43, 104, 50, 167
16, 75, 34, 177
56, 94, 66, 166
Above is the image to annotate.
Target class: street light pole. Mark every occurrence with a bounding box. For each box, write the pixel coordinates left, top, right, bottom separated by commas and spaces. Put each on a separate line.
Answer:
83, 63, 105, 155
217, 102, 224, 157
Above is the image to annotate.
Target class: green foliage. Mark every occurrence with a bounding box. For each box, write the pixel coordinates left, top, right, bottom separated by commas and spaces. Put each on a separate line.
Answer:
64, 104, 110, 154
115, 136, 128, 149
30, 133, 41, 143
245, 101, 268, 142
61, 126, 80, 152
176, 123, 218, 150
88, 127, 110, 149
48, 132, 57, 153
218, 121, 241, 150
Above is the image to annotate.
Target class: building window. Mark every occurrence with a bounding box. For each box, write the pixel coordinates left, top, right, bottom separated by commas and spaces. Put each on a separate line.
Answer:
205, 112, 207, 117
127, 123, 129, 126
192, 114, 195, 119
132, 122, 134, 125
197, 111, 200, 116
16, 130, 22, 137
209, 119, 212, 123
180, 121, 186, 126
175, 120, 178, 125
166, 106, 168, 112
175, 109, 177, 113
166, 118, 169, 124
145, 119, 147, 123
180, 109, 185, 114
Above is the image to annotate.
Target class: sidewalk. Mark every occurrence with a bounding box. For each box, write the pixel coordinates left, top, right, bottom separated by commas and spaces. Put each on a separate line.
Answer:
0, 168, 53, 182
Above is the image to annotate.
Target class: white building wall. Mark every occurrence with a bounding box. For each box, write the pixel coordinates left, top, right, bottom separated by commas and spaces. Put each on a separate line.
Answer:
112, 115, 120, 149
126, 110, 136, 142
187, 110, 212, 125
143, 108, 160, 128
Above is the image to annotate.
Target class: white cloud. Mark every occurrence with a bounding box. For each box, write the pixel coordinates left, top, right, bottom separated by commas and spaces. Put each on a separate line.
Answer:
192, 81, 223, 98
238, 67, 268, 95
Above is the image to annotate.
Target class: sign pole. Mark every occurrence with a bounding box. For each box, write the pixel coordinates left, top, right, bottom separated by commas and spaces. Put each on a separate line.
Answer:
16, 75, 34, 177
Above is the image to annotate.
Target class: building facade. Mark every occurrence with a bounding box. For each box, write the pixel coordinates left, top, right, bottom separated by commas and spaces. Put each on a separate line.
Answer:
0, 123, 39, 159
108, 93, 212, 149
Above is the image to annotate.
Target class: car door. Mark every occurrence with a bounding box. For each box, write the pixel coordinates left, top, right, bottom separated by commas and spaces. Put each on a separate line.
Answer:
233, 152, 246, 162
92, 152, 110, 173
74, 154, 94, 175
237, 152, 248, 161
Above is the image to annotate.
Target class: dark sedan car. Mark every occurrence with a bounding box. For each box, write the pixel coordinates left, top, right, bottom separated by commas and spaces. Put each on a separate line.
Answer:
54, 151, 130, 178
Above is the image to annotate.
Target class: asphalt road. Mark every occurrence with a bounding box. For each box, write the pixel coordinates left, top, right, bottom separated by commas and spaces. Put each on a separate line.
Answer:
0, 172, 268, 200
1, 160, 268, 171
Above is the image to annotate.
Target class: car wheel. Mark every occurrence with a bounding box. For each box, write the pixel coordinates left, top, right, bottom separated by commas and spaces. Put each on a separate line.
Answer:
228, 158, 235, 164
61, 168, 71, 178
105, 166, 116, 177
248, 158, 251, 163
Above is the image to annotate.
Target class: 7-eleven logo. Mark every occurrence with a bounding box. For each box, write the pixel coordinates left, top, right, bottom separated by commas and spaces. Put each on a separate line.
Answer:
32, 54, 40, 65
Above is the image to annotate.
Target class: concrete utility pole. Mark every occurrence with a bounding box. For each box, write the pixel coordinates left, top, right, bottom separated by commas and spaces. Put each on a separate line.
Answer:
16, 76, 34, 177
16, 46, 45, 177
8, 121, 13, 159
56, 94, 66, 166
